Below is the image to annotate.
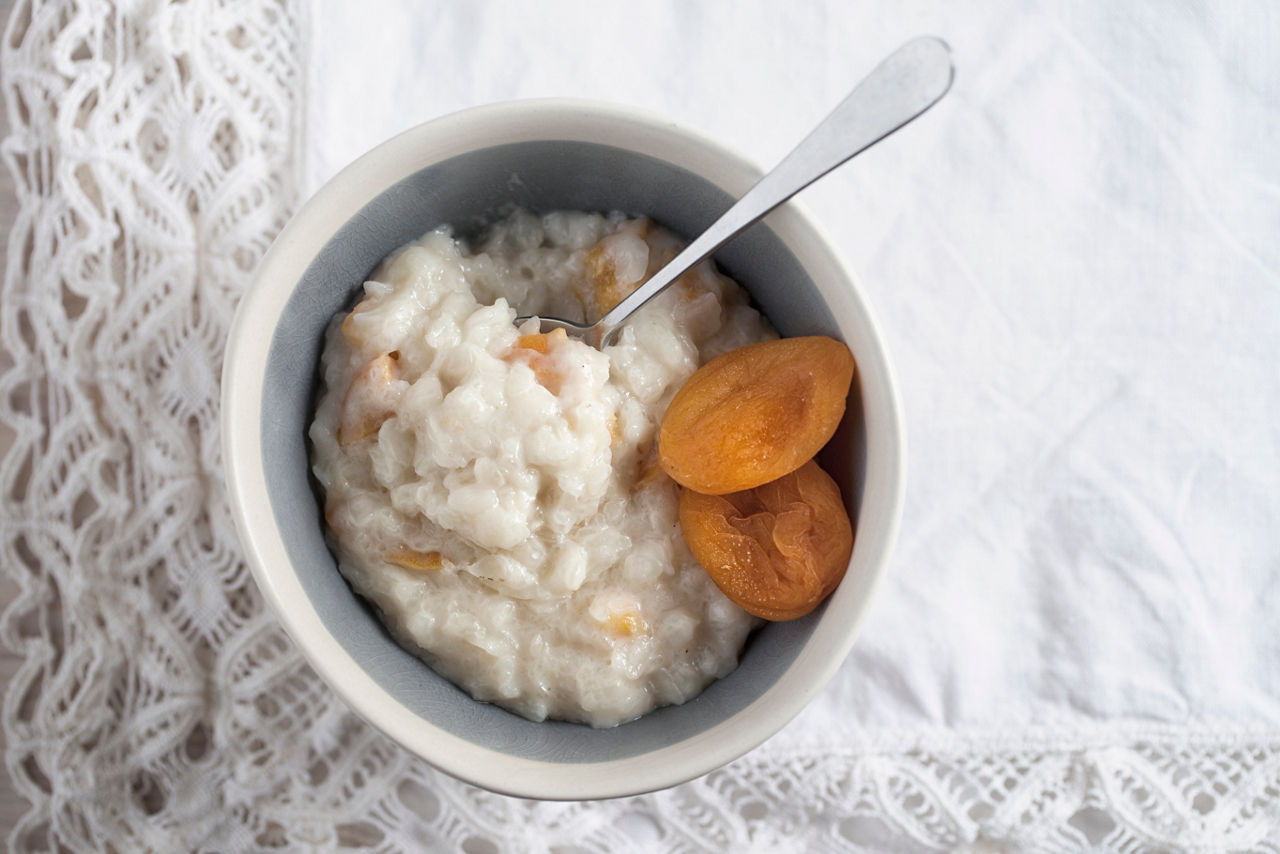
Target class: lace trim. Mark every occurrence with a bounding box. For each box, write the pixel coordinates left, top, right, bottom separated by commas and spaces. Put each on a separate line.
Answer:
3, 0, 1280, 851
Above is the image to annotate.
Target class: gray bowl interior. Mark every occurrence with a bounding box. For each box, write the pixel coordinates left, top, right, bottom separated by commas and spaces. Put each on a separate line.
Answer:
262, 141, 865, 763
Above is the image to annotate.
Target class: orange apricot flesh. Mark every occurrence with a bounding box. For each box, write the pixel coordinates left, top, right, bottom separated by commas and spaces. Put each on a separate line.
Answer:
658, 336, 854, 495
338, 352, 402, 446
678, 460, 853, 621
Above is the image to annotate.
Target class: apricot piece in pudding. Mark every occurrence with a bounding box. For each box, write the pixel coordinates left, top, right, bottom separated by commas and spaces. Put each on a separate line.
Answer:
678, 460, 853, 621
659, 336, 854, 494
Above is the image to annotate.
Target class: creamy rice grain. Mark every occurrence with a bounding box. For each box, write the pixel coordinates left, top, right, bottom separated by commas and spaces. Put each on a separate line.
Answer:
310, 209, 773, 726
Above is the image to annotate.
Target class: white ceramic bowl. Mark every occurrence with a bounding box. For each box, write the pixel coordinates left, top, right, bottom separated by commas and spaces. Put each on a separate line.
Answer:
222, 99, 904, 800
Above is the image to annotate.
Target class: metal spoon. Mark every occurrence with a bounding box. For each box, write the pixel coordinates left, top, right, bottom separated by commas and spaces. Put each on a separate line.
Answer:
520, 35, 954, 349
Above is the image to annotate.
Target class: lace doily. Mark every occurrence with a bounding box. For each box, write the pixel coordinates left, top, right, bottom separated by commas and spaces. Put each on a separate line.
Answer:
3, 0, 1280, 851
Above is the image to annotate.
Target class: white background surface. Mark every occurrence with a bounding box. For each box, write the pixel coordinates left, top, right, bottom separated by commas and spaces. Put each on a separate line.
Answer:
3, 0, 1278, 848
306, 1, 1280, 744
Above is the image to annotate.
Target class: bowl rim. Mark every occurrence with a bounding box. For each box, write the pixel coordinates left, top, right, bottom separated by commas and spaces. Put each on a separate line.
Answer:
222, 97, 905, 800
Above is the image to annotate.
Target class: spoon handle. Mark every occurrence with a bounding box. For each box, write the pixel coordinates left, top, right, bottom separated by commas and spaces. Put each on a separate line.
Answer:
592, 36, 954, 347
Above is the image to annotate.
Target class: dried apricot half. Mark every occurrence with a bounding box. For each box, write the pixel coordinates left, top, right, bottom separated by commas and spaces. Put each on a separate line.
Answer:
678, 460, 853, 621
659, 336, 854, 494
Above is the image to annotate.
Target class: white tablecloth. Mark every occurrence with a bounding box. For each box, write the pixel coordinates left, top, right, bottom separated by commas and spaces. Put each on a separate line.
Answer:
3, 1, 1279, 851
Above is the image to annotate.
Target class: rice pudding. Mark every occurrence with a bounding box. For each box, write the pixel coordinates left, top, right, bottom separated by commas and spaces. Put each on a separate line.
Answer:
309, 209, 773, 726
